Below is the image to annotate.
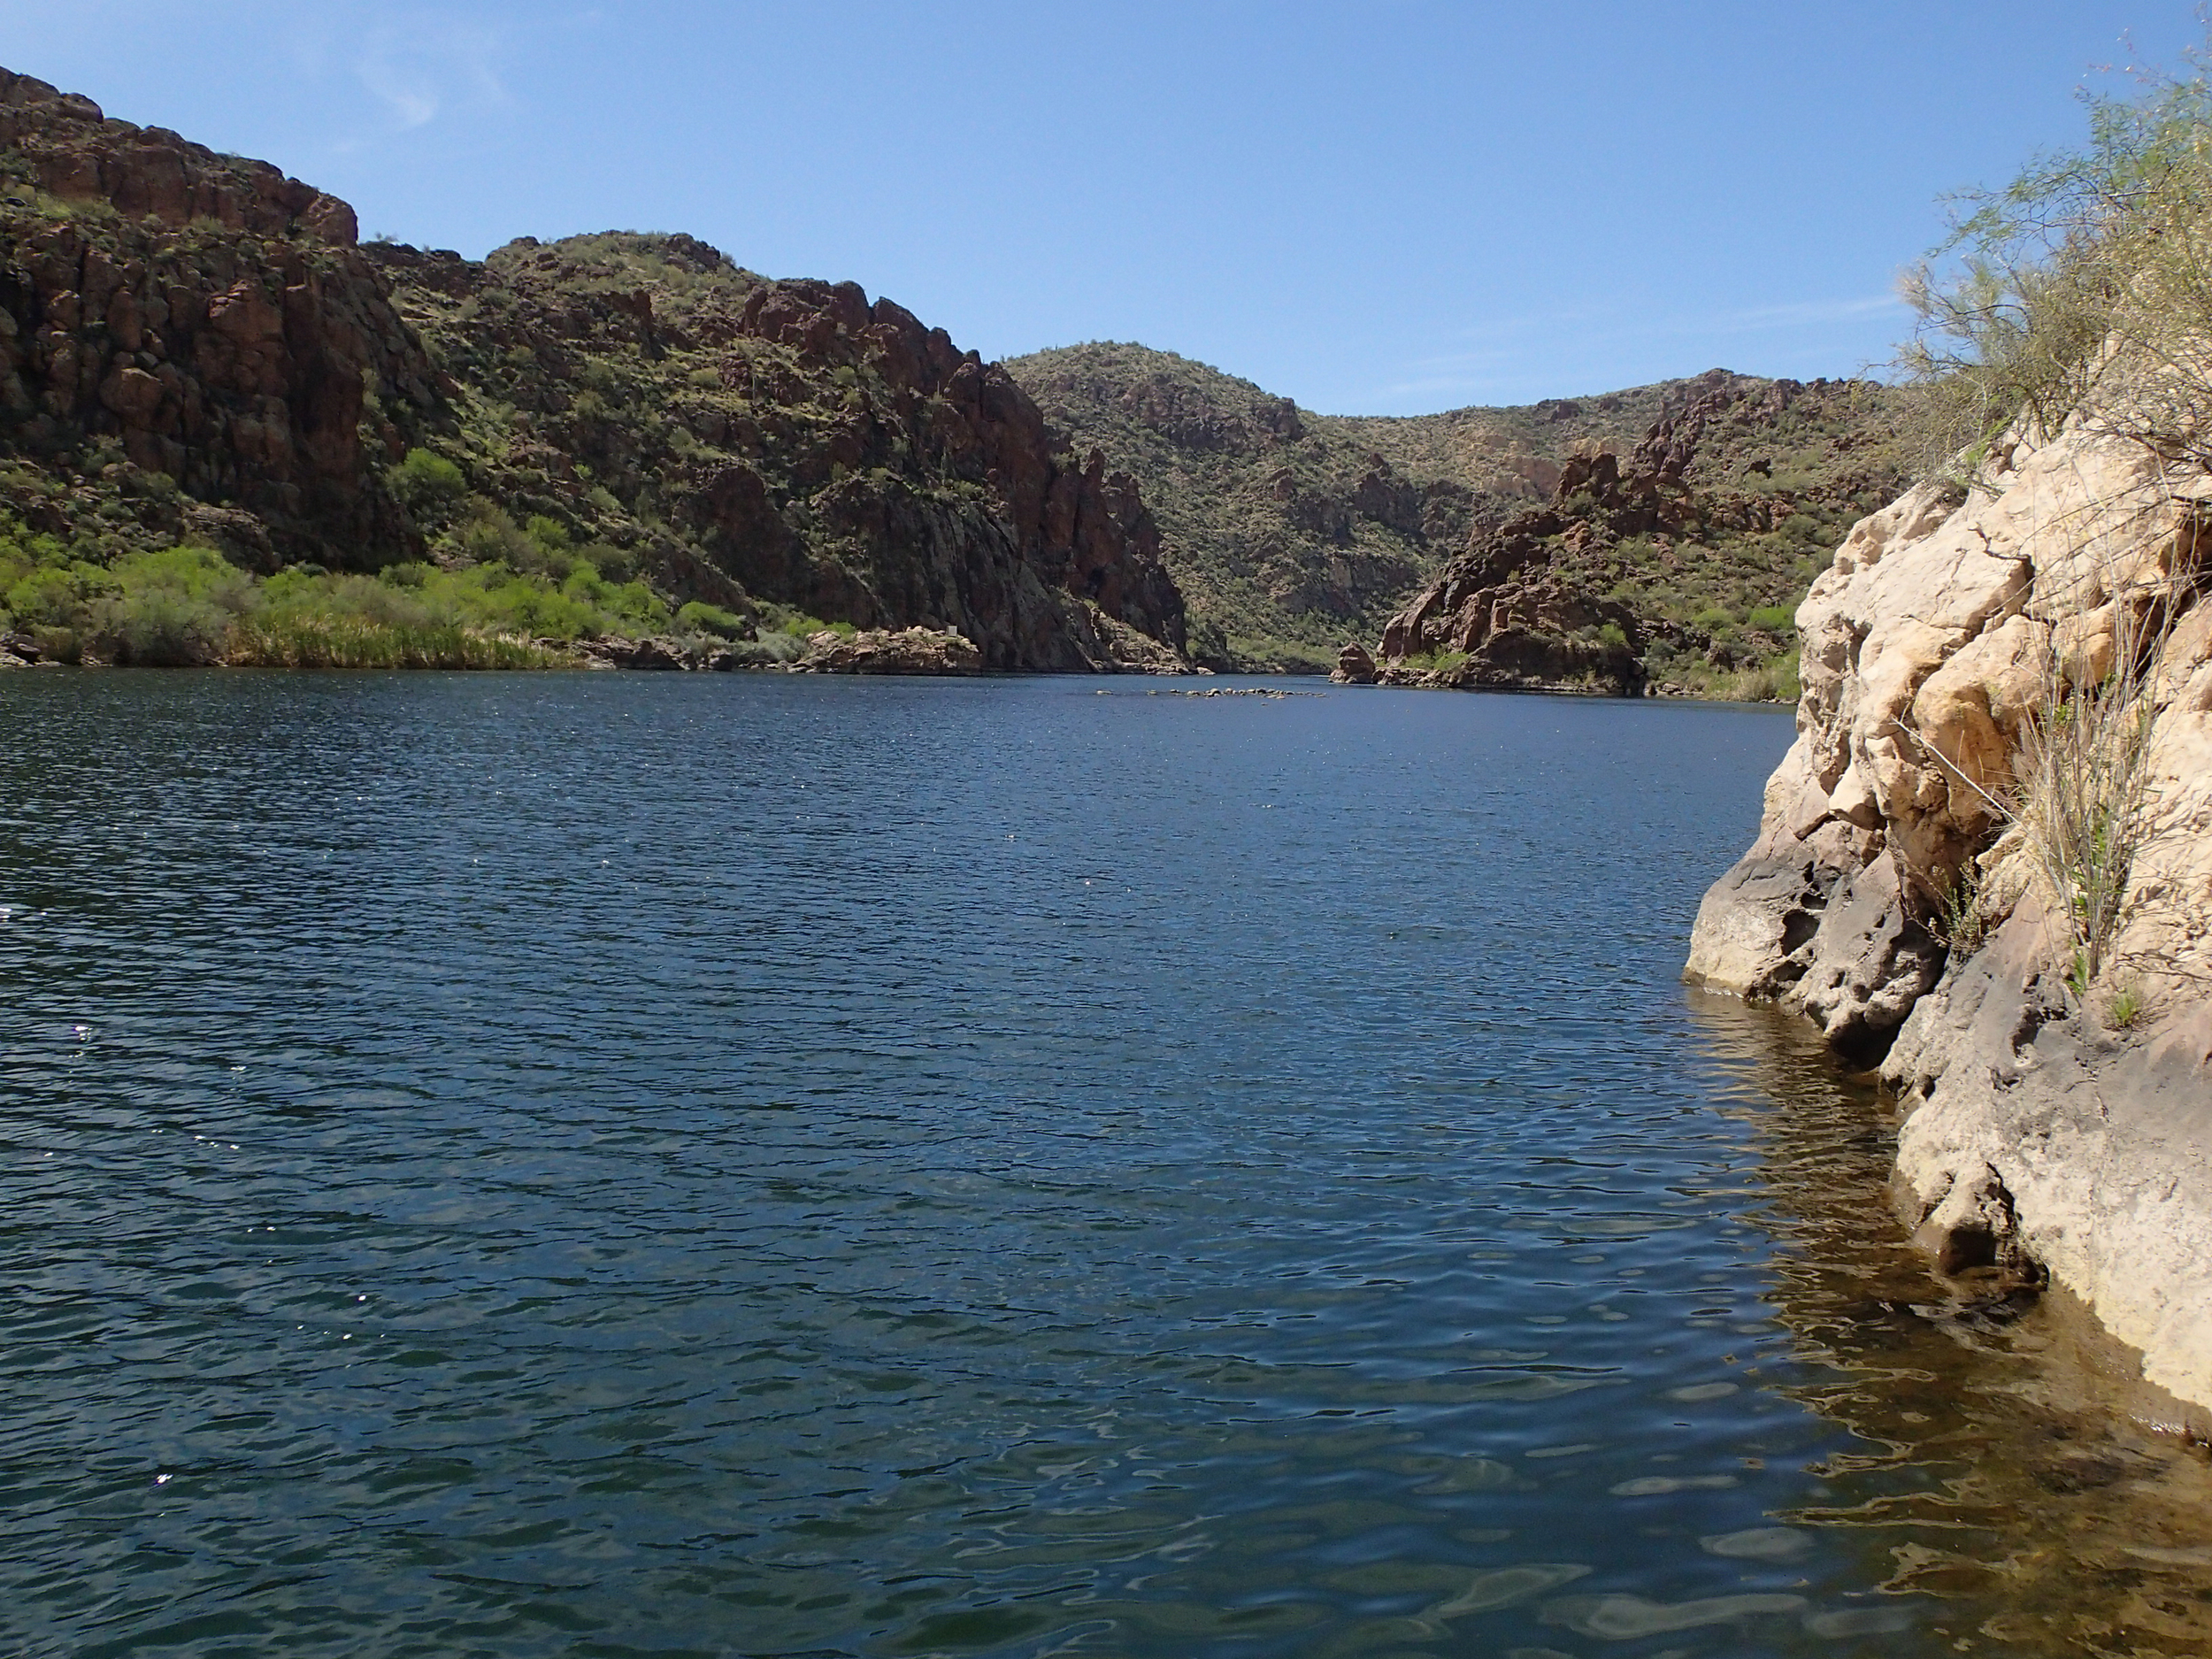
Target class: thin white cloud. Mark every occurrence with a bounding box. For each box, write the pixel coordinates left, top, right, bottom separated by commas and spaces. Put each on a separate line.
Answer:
1706, 294, 1907, 334
355, 14, 509, 133
1353, 294, 1912, 411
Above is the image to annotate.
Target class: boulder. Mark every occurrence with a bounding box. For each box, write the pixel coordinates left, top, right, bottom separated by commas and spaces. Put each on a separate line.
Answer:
1331, 642, 1379, 684
1687, 409, 2212, 1411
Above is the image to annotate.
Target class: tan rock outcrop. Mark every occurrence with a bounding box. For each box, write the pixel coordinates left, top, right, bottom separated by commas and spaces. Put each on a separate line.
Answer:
795, 626, 982, 675
1687, 411, 2212, 1411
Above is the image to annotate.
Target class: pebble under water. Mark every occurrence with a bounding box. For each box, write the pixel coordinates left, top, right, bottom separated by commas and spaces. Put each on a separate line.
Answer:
3, 670, 2209, 1659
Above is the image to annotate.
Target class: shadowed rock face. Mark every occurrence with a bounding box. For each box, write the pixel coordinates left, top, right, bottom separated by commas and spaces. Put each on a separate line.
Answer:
0, 68, 1188, 670
371, 240, 1188, 670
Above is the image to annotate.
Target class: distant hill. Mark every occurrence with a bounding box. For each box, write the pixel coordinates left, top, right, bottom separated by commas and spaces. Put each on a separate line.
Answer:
1371, 370, 1917, 698
1008, 342, 1687, 669
1010, 343, 1913, 682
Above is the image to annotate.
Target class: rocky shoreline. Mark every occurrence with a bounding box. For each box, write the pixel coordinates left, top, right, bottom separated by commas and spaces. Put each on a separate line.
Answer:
1685, 418, 2212, 1422
0, 619, 1210, 677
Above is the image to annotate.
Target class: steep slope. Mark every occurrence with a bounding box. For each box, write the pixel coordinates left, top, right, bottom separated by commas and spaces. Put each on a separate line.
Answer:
1009, 343, 1905, 680
0, 68, 428, 567
1365, 371, 1913, 696
370, 236, 1185, 670
0, 68, 1186, 671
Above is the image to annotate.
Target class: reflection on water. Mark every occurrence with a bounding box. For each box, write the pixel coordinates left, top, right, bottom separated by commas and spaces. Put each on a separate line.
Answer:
1686, 990, 2212, 1656
0, 669, 2206, 1658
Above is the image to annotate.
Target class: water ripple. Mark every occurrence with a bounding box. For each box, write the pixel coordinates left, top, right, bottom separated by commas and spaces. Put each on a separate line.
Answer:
1, 671, 2207, 1657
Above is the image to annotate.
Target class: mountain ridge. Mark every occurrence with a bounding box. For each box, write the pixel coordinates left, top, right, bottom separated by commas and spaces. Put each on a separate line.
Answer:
0, 66, 1186, 672
1008, 342, 1908, 679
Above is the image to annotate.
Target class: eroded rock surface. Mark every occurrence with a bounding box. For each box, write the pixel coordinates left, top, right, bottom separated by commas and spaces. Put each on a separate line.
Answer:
0, 67, 432, 565
1686, 415, 2212, 1409
1371, 371, 1907, 694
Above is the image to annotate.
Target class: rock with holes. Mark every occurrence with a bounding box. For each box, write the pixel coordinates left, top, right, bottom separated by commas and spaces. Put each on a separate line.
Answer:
1779, 851, 1947, 1063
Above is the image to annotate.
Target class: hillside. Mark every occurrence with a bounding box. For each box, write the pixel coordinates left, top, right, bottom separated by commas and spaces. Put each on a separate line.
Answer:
1363, 370, 1915, 696
1009, 342, 1671, 669
1008, 342, 1907, 678
0, 68, 1185, 671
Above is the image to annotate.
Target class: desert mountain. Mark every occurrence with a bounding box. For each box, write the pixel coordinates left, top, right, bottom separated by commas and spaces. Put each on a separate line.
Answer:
1011, 344, 1912, 687
0, 67, 1185, 671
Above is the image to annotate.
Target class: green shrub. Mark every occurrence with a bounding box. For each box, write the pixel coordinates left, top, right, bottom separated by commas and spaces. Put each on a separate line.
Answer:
525, 514, 572, 554
1932, 864, 1989, 955
4, 562, 118, 630
391, 448, 467, 510
452, 502, 535, 567
677, 600, 748, 638
764, 609, 832, 637
1396, 649, 1470, 675
1747, 605, 1796, 634
1898, 34, 2212, 472
2107, 981, 2146, 1029
105, 587, 236, 664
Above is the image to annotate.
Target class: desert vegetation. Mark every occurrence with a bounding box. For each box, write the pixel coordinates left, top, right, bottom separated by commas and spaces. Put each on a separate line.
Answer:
1894, 41, 2212, 999
0, 483, 695, 667
1013, 343, 1910, 686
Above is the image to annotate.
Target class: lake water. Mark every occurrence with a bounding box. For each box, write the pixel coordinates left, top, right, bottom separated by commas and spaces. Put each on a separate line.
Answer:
4, 671, 2208, 1659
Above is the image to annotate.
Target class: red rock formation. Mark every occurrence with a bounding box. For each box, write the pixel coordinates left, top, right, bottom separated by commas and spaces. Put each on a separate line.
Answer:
0, 69, 1190, 670
1371, 371, 1896, 694
0, 68, 434, 565
372, 237, 1187, 670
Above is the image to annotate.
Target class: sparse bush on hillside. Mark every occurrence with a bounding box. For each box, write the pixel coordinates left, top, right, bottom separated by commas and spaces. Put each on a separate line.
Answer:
677, 600, 749, 638
1895, 42, 2212, 996
1899, 37, 2212, 472
390, 447, 468, 514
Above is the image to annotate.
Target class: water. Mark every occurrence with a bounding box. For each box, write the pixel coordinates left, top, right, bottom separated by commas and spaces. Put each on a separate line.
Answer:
2, 670, 2207, 1659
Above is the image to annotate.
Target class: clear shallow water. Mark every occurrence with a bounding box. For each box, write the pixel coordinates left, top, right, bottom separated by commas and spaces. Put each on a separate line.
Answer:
2, 670, 2208, 1659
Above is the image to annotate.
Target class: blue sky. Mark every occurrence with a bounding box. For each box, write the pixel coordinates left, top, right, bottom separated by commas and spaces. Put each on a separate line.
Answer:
0, 3, 2200, 412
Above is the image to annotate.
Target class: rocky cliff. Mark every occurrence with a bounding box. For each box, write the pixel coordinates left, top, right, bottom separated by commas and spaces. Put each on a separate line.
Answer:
1686, 417, 2212, 1416
1364, 372, 1912, 696
0, 69, 1187, 671
0, 66, 431, 566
